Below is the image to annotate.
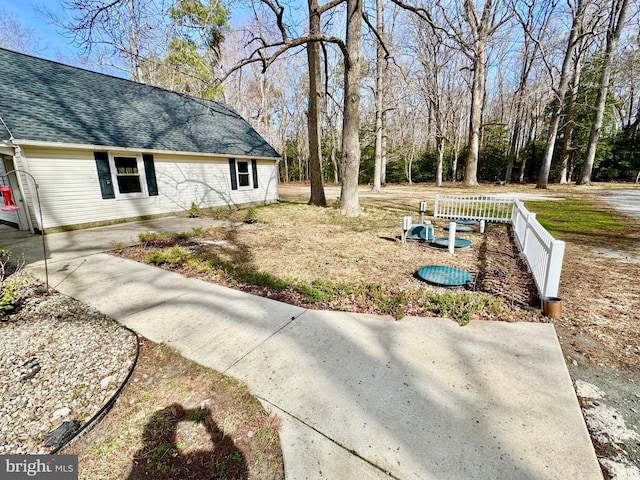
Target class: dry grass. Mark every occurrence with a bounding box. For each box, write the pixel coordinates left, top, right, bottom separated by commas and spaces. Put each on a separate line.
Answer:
65, 341, 283, 480
234, 201, 480, 288
121, 203, 538, 324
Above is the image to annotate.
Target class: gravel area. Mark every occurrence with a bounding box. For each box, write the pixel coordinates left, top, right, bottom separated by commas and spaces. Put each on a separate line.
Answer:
0, 273, 137, 454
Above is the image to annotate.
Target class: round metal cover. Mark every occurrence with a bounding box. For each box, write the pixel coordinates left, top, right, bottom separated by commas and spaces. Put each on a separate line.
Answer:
444, 224, 475, 232
432, 237, 472, 249
417, 265, 473, 287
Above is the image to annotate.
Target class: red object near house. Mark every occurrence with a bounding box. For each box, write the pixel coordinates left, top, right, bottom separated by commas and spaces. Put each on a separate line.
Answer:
1, 185, 19, 211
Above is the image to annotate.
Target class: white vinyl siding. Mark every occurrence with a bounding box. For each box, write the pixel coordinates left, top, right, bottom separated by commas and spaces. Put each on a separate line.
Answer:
20, 147, 279, 230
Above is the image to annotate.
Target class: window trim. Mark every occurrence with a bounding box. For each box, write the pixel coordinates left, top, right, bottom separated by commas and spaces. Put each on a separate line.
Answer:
108, 152, 148, 199
236, 160, 252, 189
230, 158, 255, 191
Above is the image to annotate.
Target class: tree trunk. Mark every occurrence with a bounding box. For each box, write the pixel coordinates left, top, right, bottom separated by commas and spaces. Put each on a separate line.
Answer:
127, 0, 142, 81
537, 0, 588, 189
464, 47, 485, 186
519, 115, 536, 182
282, 127, 289, 182
578, 0, 629, 185
505, 113, 522, 184
381, 109, 387, 185
435, 137, 444, 187
559, 57, 584, 183
339, 0, 362, 217
371, 0, 385, 192
406, 140, 415, 184
452, 128, 460, 181
307, 0, 327, 205
330, 128, 339, 183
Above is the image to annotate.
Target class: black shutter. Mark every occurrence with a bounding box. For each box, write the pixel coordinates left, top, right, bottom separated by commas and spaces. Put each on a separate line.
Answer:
143, 154, 158, 196
251, 159, 259, 189
229, 158, 238, 190
94, 152, 115, 199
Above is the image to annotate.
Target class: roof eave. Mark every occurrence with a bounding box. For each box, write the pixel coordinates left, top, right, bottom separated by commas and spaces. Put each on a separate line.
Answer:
12, 139, 280, 161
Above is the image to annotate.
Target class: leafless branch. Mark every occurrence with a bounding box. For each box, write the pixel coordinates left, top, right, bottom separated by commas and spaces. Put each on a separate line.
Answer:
317, 0, 346, 15
362, 11, 390, 59
217, 33, 347, 85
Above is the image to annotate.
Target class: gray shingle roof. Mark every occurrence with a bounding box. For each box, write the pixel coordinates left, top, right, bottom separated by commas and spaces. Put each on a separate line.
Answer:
0, 48, 279, 158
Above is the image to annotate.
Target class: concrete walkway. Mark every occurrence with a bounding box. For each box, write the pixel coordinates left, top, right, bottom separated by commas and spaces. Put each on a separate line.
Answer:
2, 219, 602, 479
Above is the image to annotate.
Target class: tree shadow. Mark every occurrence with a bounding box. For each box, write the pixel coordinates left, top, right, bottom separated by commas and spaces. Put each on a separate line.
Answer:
127, 404, 248, 480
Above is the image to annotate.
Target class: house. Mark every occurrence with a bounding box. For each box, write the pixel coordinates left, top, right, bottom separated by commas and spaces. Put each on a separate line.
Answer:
0, 48, 280, 232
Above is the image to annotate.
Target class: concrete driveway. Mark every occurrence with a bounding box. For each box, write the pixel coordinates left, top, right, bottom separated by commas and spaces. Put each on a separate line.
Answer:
601, 189, 640, 221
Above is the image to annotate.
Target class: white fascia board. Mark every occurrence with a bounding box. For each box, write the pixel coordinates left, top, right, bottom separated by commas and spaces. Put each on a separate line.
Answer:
11, 139, 281, 162
0, 145, 13, 155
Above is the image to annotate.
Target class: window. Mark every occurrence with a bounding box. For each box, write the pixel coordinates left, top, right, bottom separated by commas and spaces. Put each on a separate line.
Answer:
237, 161, 251, 187
114, 156, 142, 194
229, 158, 259, 190
94, 152, 158, 199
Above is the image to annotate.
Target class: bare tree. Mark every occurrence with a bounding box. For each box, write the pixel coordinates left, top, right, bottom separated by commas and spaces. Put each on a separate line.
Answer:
577, 0, 630, 185
371, 0, 387, 193
323, 55, 343, 184
218, 0, 371, 215
412, 17, 452, 186
0, 9, 42, 54
505, 0, 557, 184
47, 0, 167, 79
536, 0, 591, 189
391, 0, 510, 187
338, 0, 363, 216
307, 0, 327, 206
557, 16, 599, 183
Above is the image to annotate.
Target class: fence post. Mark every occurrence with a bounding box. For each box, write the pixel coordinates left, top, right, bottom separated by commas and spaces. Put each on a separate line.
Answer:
434, 195, 440, 218
448, 222, 456, 254
402, 216, 412, 245
542, 239, 566, 298
511, 200, 524, 248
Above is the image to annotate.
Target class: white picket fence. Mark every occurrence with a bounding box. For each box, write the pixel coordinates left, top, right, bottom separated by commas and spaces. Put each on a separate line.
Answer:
433, 195, 513, 223
433, 194, 565, 299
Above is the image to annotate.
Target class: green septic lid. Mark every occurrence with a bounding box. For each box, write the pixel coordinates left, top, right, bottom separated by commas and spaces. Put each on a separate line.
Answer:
407, 224, 433, 241
454, 219, 478, 225
444, 224, 475, 232
417, 265, 473, 287
432, 237, 472, 249
406, 225, 425, 240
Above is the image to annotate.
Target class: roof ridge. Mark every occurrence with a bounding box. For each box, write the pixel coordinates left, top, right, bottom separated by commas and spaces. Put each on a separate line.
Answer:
0, 47, 228, 110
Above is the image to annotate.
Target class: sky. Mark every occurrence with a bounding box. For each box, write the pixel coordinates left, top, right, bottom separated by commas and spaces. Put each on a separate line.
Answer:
0, 0, 80, 59
0, 0, 264, 70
